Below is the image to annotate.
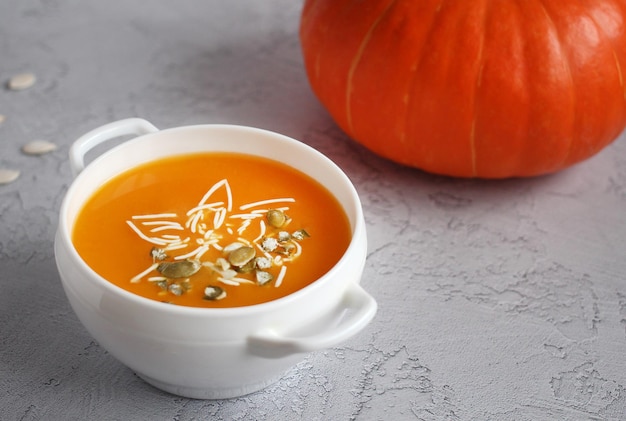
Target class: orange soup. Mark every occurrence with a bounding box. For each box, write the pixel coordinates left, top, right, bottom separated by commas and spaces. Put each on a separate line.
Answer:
72, 152, 352, 308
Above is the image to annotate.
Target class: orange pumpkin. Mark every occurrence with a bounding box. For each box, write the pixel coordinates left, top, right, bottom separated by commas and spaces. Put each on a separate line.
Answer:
300, 0, 626, 178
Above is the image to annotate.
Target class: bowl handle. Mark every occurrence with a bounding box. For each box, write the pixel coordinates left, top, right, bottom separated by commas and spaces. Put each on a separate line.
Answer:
69, 118, 159, 177
247, 283, 377, 358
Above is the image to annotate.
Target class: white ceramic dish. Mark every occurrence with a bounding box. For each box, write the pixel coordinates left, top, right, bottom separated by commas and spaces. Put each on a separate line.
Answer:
54, 118, 377, 399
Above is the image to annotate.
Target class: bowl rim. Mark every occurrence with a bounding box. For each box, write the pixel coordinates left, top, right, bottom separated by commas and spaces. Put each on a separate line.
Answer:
57, 123, 367, 316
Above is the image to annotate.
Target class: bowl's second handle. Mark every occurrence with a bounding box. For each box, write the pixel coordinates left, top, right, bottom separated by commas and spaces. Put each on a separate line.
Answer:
69, 118, 159, 177
247, 283, 377, 358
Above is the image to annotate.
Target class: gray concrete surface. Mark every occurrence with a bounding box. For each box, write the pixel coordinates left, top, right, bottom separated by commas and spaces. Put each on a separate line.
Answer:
1, 1, 626, 420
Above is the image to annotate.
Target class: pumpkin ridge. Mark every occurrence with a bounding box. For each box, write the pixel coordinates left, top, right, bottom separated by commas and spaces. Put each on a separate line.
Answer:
345, 0, 398, 134
614, 50, 625, 101
581, 1, 626, 118
580, 1, 625, 92
584, 2, 626, 134
402, 0, 446, 157
545, 0, 626, 169
536, 0, 577, 172
469, 0, 490, 177
300, 0, 626, 178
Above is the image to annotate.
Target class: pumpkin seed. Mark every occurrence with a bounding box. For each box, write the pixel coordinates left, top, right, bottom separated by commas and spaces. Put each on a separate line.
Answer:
22, 140, 57, 155
150, 247, 168, 261
235, 259, 256, 273
8, 72, 36, 90
204, 285, 226, 300
292, 229, 310, 241
278, 231, 291, 242
266, 209, 288, 228
125, 178, 312, 304
0, 169, 20, 185
228, 245, 255, 267
256, 270, 273, 286
168, 283, 184, 296
279, 243, 296, 256
157, 259, 201, 278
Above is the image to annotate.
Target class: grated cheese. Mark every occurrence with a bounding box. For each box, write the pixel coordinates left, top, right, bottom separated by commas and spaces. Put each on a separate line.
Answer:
185, 201, 224, 216
162, 234, 181, 240
274, 265, 287, 288
237, 219, 252, 235
188, 211, 203, 233
165, 243, 189, 251
125, 178, 310, 302
228, 213, 263, 220
236, 237, 252, 246
253, 219, 266, 243
195, 245, 210, 259
174, 245, 208, 260
250, 207, 290, 214
198, 179, 232, 211
132, 213, 177, 219
239, 197, 295, 210
126, 221, 168, 246
130, 262, 159, 283
218, 277, 240, 286
214, 207, 226, 229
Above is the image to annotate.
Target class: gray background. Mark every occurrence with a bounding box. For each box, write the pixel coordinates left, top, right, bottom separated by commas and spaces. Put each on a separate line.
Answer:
1, 1, 626, 420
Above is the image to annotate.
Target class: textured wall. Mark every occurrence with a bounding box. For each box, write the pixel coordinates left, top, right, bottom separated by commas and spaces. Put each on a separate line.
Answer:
1, 1, 626, 420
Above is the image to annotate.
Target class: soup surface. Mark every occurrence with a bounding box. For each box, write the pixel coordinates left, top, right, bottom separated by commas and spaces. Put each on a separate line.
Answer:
72, 152, 352, 308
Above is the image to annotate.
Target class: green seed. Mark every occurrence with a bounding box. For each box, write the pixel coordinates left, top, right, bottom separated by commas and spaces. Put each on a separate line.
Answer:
228, 246, 255, 267
204, 285, 226, 300
267, 209, 287, 228
157, 259, 201, 278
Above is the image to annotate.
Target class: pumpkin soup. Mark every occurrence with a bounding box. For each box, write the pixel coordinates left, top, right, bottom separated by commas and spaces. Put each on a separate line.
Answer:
72, 152, 352, 308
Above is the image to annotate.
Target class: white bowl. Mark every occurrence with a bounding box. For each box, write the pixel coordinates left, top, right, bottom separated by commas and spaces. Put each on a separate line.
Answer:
54, 118, 377, 399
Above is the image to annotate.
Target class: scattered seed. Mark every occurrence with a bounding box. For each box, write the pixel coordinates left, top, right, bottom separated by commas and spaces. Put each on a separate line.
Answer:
168, 283, 184, 296
279, 243, 295, 256
204, 285, 226, 300
8, 72, 36, 91
150, 247, 168, 262
227, 245, 255, 267
22, 140, 57, 155
157, 259, 201, 278
292, 229, 310, 241
266, 209, 288, 228
235, 259, 255, 273
0, 169, 20, 185
128, 179, 312, 304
